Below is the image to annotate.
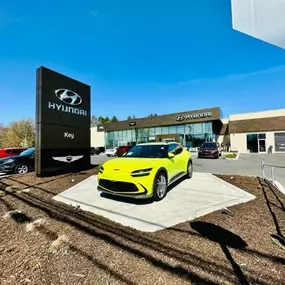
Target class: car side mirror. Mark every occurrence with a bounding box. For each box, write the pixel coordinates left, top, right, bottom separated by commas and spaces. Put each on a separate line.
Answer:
168, 152, 175, 158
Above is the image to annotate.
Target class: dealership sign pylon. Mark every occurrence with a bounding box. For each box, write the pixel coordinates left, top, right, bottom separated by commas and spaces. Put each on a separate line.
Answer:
35, 66, 91, 177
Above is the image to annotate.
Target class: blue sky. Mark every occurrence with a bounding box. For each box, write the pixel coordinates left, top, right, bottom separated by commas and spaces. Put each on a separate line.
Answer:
1, 0, 285, 125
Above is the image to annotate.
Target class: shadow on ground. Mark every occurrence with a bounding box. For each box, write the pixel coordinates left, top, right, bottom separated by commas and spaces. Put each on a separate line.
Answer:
1, 174, 284, 284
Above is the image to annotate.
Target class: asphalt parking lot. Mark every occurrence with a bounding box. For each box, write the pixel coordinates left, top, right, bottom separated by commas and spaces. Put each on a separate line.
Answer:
91, 153, 285, 186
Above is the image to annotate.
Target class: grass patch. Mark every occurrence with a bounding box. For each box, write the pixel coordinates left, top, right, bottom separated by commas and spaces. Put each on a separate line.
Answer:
224, 153, 237, 159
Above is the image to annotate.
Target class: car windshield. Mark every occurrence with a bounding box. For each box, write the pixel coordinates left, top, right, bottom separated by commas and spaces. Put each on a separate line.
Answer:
124, 144, 167, 158
201, 142, 217, 148
19, 147, 35, 156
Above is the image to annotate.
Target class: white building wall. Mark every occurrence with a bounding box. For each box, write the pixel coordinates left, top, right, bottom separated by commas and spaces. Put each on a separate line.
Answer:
90, 127, 105, 147
230, 131, 285, 154
230, 133, 247, 152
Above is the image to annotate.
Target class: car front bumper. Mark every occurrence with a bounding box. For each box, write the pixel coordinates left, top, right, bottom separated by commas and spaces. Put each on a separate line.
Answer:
0, 164, 13, 173
198, 151, 218, 158
97, 172, 154, 199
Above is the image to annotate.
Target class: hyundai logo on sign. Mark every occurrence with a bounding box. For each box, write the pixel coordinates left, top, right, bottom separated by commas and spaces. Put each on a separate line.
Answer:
55, 89, 82, 105
129, 121, 136, 126
48, 89, 87, 116
176, 112, 212, 122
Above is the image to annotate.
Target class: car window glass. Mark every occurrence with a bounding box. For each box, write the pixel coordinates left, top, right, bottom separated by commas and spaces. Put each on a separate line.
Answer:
168, 143, 176, 153
174, 145, 183, 155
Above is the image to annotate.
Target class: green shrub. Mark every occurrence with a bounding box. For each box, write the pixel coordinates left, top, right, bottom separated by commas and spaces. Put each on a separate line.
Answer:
224, 153, 237, 159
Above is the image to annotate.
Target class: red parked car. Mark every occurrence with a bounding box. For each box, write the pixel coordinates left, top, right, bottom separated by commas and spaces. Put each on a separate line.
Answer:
0, 147, 28, 159
116, 145, 134, 157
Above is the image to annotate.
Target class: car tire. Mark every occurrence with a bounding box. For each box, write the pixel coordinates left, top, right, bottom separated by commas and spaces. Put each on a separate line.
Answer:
186, 160, 193, 179
15, 164, 29, 174
152, 171, 168, 201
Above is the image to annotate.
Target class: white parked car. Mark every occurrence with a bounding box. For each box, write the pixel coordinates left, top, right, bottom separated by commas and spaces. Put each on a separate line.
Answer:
105, 147, 117, 157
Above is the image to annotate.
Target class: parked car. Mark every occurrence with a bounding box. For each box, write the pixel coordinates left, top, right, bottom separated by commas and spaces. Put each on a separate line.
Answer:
116, 145, 133, 157
198, 142, 220, 159
91, 146, 106, 155
0, 147, 35, 174
0, 147, 27, 159
105, 147, 117, 157
97, 142, 193, 201
91, 147, 97, 155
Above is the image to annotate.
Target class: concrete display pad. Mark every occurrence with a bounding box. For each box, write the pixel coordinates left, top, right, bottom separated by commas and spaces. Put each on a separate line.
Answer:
53, 173, 255, 232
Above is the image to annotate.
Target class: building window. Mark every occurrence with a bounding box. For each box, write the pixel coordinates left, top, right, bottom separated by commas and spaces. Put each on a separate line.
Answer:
105, 121, 215, 148
168, 125, 177, 134
246, 133, 266, 153
258, 133, 266, 139
155, 127, 162, 135
149, 127, 155, 136
246, 134, 258, 153
161, 127, 168, 134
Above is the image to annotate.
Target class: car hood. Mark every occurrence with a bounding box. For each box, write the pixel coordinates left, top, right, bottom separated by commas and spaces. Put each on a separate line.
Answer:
102, 157, 163, 172
200, 148, 217, 151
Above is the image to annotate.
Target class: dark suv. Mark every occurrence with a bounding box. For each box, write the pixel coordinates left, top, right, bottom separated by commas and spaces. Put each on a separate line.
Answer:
0, 147, 35, 174
198, 142, 220, 159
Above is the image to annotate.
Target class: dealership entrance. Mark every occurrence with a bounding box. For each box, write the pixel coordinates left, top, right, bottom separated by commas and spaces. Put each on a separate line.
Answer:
246, 133, 267, 153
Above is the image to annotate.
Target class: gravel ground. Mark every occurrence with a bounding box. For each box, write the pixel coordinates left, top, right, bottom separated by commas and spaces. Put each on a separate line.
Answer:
0, 169, 284, 285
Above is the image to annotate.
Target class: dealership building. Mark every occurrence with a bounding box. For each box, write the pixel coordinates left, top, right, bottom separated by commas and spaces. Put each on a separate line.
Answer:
229, 109, 285, 153
93, 106, 285, 154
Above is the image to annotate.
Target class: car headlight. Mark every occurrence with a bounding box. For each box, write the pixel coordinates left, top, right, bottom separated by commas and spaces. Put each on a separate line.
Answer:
4, 159, 15, 164
131, 168, 153, 177
99, 165, 104, 173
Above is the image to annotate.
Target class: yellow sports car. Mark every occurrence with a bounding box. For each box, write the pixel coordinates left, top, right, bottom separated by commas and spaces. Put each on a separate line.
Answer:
97, 142, 193, 201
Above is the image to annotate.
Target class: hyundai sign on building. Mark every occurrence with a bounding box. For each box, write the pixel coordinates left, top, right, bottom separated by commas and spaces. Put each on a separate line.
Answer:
35, 66, 91, 177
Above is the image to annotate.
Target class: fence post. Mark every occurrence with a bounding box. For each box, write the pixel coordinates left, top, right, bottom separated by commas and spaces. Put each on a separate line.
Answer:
271, 166, 275, 182
261, 159, 265, 179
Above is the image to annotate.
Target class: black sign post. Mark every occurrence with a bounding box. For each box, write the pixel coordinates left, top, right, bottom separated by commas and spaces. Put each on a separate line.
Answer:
35, 66, 91, 177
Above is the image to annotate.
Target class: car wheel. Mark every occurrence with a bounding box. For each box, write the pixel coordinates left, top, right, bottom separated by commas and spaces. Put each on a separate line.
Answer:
186, 160, 193, 179
153, 171, 168, 201
15, 164, 29, 174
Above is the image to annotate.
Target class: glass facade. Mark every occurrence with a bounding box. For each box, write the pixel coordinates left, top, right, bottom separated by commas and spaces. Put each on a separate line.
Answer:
105, 122, 214, 148
246, 133, 266, 153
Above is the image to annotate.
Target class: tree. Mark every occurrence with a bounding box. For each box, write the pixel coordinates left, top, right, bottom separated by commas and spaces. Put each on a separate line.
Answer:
0, 119, 35, 148
90, 115, 101, 127
127, 116, 132, 120
0, 124, 5, 146
101, 116, 111, 123
148, 113, 158, 117
111, 116, 118, 122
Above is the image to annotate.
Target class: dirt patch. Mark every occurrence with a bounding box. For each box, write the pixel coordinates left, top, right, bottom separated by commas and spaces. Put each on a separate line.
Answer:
0, 171, 284, 285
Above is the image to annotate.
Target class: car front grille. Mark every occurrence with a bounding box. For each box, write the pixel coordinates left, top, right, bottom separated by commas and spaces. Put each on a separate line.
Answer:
99, 179, 138, 193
